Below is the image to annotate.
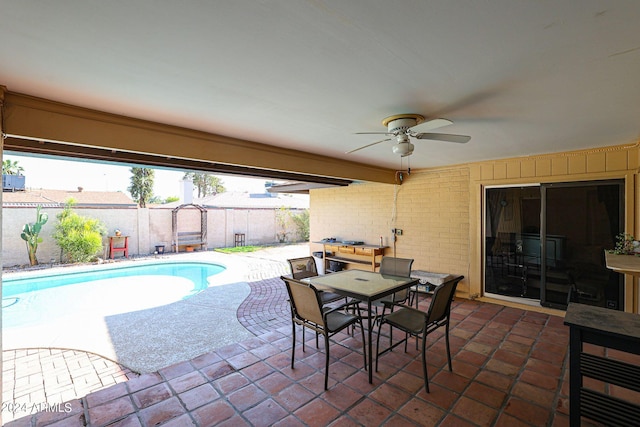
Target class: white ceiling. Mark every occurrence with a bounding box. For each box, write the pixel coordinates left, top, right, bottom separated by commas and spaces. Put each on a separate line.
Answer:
2, 1, 640, 171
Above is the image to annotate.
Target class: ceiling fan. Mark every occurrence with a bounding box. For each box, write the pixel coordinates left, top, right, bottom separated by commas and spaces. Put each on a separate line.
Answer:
347, 114, 470, 157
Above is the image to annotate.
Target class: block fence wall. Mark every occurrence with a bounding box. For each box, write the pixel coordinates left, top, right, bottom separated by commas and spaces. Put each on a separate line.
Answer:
310, 142, 640, 313
2, 206, 306, 268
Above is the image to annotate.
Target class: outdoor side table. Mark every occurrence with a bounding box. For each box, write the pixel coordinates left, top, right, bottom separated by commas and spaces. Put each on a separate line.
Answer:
564, 303, 640, 426
109, 235, 129, 259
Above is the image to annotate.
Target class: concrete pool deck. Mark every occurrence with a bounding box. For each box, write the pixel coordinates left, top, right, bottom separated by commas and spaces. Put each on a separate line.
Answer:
2, 244, 310, 422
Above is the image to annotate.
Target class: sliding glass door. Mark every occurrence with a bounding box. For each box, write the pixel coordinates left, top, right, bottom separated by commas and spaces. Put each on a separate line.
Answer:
485, 186, 541, 300
484, 180, 623, 310
541, 181, 623, 309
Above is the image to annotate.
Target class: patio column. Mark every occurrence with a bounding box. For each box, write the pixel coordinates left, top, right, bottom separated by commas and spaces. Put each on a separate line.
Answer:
0, 84, 6, 425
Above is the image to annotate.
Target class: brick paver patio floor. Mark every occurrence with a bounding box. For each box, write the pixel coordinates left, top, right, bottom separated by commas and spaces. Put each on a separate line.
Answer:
3, 277, 587, 426
5, 245, 632, 426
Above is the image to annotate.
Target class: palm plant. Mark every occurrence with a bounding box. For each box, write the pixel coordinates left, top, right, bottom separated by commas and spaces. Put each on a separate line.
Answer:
128, 167, 155, 208
3, 159, 24, 175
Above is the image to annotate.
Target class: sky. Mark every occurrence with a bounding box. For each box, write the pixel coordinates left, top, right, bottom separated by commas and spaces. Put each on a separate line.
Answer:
3, 153, 272, 199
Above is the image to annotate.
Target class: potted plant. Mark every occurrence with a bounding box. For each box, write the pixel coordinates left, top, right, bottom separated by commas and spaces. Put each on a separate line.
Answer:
609, 233, 640, 255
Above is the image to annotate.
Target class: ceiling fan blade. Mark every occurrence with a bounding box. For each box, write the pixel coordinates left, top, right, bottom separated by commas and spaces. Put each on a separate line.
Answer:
409, 118, 453, 133
346, 138, 392, 154
354, 132, 392, 135
415, 133, 471, 143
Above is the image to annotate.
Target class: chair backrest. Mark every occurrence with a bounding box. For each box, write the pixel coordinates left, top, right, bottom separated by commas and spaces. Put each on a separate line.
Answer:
426, 275, 464, 325
379, 257, 415, 302
288, 256, 318, 280
283, 277, 324, 325
379, 257, 414, 277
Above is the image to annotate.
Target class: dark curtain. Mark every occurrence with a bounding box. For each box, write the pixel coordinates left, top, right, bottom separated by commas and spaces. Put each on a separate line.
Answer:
487, 189, 505, 254
597, 185, 620, 244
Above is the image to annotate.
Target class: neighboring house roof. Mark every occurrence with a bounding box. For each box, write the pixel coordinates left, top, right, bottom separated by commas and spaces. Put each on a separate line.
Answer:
2, 188, 137, 208
163, 191, 309, 209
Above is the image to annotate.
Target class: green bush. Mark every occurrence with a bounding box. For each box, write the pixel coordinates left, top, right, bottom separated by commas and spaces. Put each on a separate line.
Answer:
292, 210, 310, 242
53, 201, 107, 263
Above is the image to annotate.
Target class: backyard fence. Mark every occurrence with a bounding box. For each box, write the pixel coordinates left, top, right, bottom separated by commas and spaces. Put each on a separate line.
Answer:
2, 205, 307, 267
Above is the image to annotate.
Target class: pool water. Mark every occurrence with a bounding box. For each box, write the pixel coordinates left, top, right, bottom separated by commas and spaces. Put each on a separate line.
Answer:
2, 262, 225, 328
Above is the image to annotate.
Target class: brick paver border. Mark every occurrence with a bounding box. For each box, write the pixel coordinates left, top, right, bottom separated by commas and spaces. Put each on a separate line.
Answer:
237, 277, 290, 337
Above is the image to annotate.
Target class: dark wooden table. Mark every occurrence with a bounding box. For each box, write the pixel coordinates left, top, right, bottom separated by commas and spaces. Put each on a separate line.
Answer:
564, 303, 640, 426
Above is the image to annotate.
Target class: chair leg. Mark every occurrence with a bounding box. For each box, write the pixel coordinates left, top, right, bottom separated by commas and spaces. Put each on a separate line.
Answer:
382, 305, 394, 350
324, 333, 330, 390
291, 322, 296, 369
421, 331, 430, 393
348, 303, 361, 335
445, 322, 453, 371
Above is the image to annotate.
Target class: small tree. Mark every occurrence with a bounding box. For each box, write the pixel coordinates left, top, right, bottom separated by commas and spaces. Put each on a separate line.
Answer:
20, 205, 48, 266
53, 201, 107, 263
291, 210, 310, 241
128, 167, 155, 208
275, 207, 290, 243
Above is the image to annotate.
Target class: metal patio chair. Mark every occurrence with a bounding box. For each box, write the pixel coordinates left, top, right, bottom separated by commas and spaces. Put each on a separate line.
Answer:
287, 256, 344, 304
282, 276, 366, 389
375, 275, 464, 392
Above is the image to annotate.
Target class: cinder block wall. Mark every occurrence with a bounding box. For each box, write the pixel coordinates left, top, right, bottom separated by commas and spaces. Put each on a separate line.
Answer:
3, 206, 307, 267
310, 167, 471, 295
311, 142, 640, 309
2, 206, 140, 267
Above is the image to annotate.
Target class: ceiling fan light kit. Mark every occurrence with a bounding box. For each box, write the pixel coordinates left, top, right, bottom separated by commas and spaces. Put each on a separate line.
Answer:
349, 113, 470, 157
392, 142, 414, 156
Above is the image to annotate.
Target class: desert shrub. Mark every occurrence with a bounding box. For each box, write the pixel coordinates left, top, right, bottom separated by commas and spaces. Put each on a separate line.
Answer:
53, 201, 107, 263
291, 210, 310, 241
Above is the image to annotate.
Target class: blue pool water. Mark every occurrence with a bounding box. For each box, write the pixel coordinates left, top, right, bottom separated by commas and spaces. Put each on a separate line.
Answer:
2, 262, 226, 328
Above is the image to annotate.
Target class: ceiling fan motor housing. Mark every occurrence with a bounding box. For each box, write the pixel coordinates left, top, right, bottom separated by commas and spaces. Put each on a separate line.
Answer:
386, 117, 421, 134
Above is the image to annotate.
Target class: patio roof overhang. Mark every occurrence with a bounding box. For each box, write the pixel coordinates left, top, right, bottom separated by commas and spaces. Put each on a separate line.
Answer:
1, 89, 396, 187
266, 181, 342, 194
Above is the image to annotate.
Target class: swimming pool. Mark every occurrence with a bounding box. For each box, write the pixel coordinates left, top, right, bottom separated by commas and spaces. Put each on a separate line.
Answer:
2, 261, 226, 328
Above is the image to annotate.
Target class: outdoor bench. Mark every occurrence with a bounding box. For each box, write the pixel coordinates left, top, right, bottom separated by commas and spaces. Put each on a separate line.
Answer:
172, 231, 207, 252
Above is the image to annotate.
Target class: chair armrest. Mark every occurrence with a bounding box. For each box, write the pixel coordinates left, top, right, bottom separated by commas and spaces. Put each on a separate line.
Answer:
324, 299, 360, 314
385, 301, 422, 313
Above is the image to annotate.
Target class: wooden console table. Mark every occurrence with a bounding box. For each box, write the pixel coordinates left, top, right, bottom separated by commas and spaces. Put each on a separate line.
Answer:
315, 241, 387, 272
564, 303, 640, 426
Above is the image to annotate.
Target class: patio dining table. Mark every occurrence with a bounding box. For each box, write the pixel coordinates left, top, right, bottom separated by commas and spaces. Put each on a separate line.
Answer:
305, 269, 419, 383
